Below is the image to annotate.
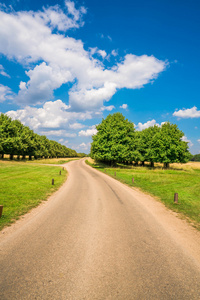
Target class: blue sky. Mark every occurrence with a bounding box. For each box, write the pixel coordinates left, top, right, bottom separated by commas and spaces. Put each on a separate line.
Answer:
0, 0, 199, 154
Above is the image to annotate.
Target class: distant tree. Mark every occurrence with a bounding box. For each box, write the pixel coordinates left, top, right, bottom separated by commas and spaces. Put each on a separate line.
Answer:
190, 154, 200, 162
0, 113, 77, 160
91, 113, 136, 165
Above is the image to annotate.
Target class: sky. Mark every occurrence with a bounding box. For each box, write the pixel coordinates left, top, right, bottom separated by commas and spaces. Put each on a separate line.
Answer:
0, 0, 200, 154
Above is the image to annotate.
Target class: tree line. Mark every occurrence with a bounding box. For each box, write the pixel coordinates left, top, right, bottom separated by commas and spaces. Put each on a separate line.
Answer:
91, 113, 191, 167
0, 113, 78, 160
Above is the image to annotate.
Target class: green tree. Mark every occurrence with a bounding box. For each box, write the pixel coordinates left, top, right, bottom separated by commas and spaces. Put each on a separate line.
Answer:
91, 113, 136, 165
191, 154, 200, 162
156, 122, 191, 167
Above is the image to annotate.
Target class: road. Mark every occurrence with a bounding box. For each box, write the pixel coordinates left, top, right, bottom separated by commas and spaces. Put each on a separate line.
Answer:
0, 159, 200, 299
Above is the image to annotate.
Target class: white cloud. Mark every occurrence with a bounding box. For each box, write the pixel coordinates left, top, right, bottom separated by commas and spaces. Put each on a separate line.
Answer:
197, 139, 200, 143
111, 49, 118, 57
78, 125, 97, 137
76, 142, 91, 151
182, 136, 193, 147
120, 104, 128, 109
0, 64, 10, 77
0, 84, 14, 102
173, 106, 200, 118
0, 7, 166, 110
6, 99, 93, 130
100, 105, 115, 111
69, 122, 85, 129
16, 62, 73, 105
98, 50, 107, 59
39, 129, 76, 137
136, 119, 159, 131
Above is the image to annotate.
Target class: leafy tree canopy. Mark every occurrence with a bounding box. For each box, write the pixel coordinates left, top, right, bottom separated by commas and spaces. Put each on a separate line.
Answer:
91, 112, 136, 164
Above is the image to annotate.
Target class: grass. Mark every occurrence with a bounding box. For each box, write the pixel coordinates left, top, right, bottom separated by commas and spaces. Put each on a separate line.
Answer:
87, 159, 200, 230
0, 161, 67, 230
1, 155, 80, 165
26, 157, 80, 164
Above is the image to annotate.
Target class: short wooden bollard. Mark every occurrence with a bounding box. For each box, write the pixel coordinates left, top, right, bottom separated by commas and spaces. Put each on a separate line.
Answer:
0, 205, 3, 218
174, 193, 178, 204
63, 167, 64, 170
59, 170, 61, 175
132, 177, 134, 183
52, 179, 54, 185
114, 172, 116, 176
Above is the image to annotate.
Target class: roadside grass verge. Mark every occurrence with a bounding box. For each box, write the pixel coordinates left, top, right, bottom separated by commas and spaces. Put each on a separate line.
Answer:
86, 159, 200, 230
0, 161, 67, 230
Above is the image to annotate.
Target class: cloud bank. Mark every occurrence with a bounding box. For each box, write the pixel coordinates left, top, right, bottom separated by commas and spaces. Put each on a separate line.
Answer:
0, 2, 166, 112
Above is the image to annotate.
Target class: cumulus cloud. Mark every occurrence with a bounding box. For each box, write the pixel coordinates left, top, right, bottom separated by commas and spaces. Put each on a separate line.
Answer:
136, 119, 159, 131
76, 142, 91, 151
0, 6, 166, 110
0, 84, 14, 102
16, 62, 73, 105
173, 106, 200, 118
120, 104, 128, 109
181, 136, 193, 147
78, 125, 97, 137
6, 99, 92, 130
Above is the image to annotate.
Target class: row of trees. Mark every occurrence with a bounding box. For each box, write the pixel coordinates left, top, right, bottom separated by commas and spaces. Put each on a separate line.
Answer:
0, 113, 78, 159
91, 113, 191, 167
191, 154, 200, 162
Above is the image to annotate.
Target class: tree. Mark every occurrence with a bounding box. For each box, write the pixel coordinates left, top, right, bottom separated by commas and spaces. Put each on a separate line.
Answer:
137, 125, 160, 167
191, 154, 200, 162
91, 113, 136, 165
156, 122, 191, 167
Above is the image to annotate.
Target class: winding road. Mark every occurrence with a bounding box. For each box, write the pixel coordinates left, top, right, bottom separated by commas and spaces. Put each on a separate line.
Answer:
0, 159, 200, 299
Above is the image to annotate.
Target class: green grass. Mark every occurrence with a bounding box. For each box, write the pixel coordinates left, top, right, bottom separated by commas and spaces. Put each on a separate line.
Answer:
87, 160, 200, 230
0, 161, 67, 230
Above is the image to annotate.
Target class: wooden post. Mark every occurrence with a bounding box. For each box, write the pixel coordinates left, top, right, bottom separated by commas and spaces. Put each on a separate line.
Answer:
59, 170, 61, 175
63, 167, 64, 170
114, 172, 116, 176
0, 205, 3, 218
174, 193, 178, 203
132, 177, 134, 183
52, 179, 54, 185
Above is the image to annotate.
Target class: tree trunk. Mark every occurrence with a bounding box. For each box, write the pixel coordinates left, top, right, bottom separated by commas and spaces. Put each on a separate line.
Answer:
29, 155, 32, 160
150, 161, 154, 168
164, 162, 170, 169
10, 154, 13, 160
141, 161, 145, 167
22, 155, 26, 160
17, 155, 20, 160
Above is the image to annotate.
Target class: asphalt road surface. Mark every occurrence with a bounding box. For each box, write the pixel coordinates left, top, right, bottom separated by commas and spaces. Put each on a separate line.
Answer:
0, 159, 200, 299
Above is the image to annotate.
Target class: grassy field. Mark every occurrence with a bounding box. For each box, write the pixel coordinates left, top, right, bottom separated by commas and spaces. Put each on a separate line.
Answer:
0, 161, 67, 230
87, 159, 200, 230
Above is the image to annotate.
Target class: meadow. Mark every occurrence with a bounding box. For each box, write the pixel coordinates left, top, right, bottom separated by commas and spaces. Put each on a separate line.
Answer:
87, 159, 200, 230
0, 160, 67, 230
